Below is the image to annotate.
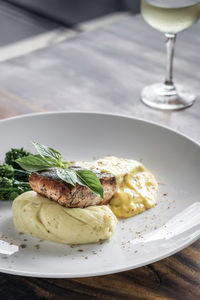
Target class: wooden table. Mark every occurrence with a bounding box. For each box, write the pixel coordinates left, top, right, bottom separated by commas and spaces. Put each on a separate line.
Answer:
0, 14, 199, 300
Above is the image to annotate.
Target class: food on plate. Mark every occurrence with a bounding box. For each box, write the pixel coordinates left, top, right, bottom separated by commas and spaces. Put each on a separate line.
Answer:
16, 141, 104, 199
5, 147, 31, 170
12, 191, 117, 244
11, 142, 117, 244
29, 168, 116, 208
10, 142, 158, 245
0, 177, 31, 201
0, 163, 30, 182
76, 156, 158, 218
0, 148, 31, 201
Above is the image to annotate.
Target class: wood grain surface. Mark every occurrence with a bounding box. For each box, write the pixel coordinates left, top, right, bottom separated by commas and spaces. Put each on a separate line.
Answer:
0, 241, 200, 300
0, 14, 199, 300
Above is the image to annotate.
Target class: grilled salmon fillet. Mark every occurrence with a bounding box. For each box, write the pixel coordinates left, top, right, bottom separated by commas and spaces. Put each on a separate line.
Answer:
29, 167, 116, 208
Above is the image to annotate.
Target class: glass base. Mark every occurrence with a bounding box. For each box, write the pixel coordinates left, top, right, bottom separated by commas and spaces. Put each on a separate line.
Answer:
141, 83, 196, 111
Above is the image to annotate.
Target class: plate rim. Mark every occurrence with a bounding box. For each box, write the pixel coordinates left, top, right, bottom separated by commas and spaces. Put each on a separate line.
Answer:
0, 111, 199, 278
0, 110, 199, 148
0, 232, 199, 278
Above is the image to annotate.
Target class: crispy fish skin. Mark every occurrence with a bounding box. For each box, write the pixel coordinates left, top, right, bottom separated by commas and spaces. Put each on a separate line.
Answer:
29, 168, 116, 208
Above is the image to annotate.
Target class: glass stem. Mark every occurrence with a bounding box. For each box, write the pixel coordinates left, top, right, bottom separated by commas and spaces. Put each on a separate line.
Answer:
164, 33, 176, 89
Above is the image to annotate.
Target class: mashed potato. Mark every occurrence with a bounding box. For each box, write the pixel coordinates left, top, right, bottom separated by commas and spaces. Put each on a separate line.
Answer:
12, 191, 118, 244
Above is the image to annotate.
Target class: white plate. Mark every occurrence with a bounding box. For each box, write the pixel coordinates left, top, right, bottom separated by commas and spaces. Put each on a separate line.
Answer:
0, 112, 199, 278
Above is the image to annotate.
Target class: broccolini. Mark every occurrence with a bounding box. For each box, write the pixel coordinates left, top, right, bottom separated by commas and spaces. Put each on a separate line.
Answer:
0, 164, 30, 182
5, 148, 31, 169
0, 177, 31, 201
0, 147, 32, 201
0, 164, 14, 178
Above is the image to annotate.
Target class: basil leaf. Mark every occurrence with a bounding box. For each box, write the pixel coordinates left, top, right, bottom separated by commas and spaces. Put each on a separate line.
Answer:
17, 141, 104, 199
76, 170, 104, 199
32, 141, 61, 160
57, 168, 77, 186
16, 154, 58, 172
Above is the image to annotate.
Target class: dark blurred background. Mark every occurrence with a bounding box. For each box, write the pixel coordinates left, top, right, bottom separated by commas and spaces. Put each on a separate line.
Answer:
0, 0, 140, 46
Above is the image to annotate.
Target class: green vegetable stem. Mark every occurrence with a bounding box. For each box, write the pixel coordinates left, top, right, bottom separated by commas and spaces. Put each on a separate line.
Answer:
0, 147, 32, 201
0, 164, 30, 182
0, 177, 31, 201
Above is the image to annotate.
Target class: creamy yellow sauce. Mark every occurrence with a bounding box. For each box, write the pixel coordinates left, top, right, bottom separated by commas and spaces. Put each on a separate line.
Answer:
77, 156, 158, 219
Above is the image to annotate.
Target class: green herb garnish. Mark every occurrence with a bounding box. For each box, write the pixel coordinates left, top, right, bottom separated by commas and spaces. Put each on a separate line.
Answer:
16, 142, 104, 199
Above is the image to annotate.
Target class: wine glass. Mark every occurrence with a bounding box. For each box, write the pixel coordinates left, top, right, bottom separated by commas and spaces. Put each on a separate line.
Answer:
140, 0, 200, 110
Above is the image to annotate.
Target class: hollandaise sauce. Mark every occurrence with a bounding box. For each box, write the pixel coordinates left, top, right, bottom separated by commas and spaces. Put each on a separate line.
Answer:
77, 156, 158, 219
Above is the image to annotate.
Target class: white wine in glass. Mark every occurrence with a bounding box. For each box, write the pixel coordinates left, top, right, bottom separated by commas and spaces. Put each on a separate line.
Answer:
141, 0, 200, 110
